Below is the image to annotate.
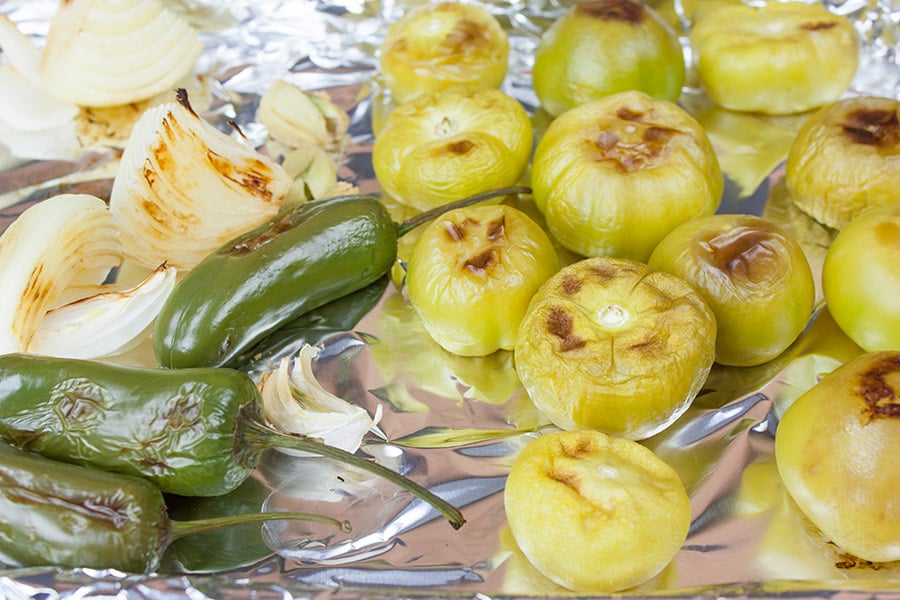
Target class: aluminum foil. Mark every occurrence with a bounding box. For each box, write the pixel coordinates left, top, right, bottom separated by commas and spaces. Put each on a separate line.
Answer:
1, 0, 900, 598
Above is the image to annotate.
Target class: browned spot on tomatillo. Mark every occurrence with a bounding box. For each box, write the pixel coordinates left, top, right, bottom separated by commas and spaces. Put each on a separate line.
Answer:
630, 333, 663, 355
858, 354, 900, 422
486, 215, 506, 241
700, 225, 779, 283
549, 468, 580, 488
438, 17, 494, 53
546, 306, 586, 351
559, 434, 594, 458
841, 108, 900, 147
875, 220, 900, 247
617, 107, 644, 122
464, 249, 497, 274
576, 0, 645, 24
587, 262, 621, 283
596, 130, 620, 151
447, 139, 475, 155
644, 126, 679, 145
561, 272, 583, 295
444, 221, 466, 242
800, 21, 837, 31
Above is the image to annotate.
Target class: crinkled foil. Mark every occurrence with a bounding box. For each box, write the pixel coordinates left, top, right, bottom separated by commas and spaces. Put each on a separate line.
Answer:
1, 0, 899, 598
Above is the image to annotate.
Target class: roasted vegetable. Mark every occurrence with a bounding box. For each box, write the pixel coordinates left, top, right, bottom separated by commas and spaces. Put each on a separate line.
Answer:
154, 187, 529, 370
0, 442, 347, 573
0, 353, 465, 529
531, 0, 685, 117
405, 203, 559, 356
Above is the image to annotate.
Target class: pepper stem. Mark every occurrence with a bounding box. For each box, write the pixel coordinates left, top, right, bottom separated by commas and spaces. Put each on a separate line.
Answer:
395, 186, 532, 238
236, 405, 466, 530
167, 510, 352, 544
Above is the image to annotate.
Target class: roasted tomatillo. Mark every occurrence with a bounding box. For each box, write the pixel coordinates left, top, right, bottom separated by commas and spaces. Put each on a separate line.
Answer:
530, 90, 722, 262
514, 256, 716, 440
531, 0, 685, 117
785, 96, 900, 230
690, 0, 859, 115
648, 214, 816, 367
775, 351, 900, 563
373, 85, 532, 212
406, 203, 559, 357
378, 1, 509, 105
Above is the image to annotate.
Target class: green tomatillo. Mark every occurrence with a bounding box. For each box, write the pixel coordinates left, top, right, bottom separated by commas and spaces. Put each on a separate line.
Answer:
648, 213, 816, 367
406, 203, 559, 357
530, 90, 723, 262
531, 0, 685, 117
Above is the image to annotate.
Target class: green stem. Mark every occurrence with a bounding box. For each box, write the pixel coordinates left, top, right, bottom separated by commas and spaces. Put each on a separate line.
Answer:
236, 407, 466, 530
168, 510, 352, 543
395, 186, 532, 238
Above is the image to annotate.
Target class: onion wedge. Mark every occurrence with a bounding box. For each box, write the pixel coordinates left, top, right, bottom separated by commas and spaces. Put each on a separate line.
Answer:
109, 89, 293, 270
28, 264, 177, 359
40, 0, 202, 107
260, 345, 384, 456
257, 79, 351, 156
0, 194, 123, 355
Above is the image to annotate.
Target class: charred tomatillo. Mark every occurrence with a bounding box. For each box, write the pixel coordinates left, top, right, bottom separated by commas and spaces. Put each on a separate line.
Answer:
405, 203, 559, 357
775, 351, 900, 563
530, 90, 722, 262
378, 2, 509, 105
823, 204, 900, 351
373, 85, 532, 212
690, 0, 859, 116
648, 214, 816, 367
531, 0, 685, 117
786, 96, 900, 230
504, 429, 691, 592
514, 256, 716, 440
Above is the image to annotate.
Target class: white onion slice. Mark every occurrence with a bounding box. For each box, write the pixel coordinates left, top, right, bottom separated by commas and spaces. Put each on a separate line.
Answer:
260, 345, 384, 456
28, 264, 177, 359
109, 91, 293, 270
0, 194, 123, 355
40, 0, 202, 107
257, 79, 351, 155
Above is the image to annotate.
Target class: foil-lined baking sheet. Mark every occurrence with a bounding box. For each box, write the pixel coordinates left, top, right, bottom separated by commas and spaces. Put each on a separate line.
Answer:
1, 0, 899, 598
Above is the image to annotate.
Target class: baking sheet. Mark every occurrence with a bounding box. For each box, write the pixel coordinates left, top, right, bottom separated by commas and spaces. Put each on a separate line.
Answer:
1, 0, 900, 598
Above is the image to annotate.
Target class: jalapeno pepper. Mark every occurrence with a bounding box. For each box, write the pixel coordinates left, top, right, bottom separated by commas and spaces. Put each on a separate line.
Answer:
0, 442, 348, 573
153, 187, 530, 370
0, 353, 465, 529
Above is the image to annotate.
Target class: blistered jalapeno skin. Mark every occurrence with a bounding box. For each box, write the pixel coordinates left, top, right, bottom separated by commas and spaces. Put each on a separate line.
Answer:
530, 90, 722, 262
690, 0, 859, 116
648, 214, 816, 367
0, 442, 167, 572
406, 204, 559, 357
0, 353, 259, 497
775, 351, 900, 563
786, 96, 900, 230
514, 256, 716, 440
532, 0, 685, 117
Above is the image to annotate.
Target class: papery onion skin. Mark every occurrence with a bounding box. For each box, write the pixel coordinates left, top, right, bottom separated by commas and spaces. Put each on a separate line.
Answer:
648, 214, 816, 367
775, 351, 900, 563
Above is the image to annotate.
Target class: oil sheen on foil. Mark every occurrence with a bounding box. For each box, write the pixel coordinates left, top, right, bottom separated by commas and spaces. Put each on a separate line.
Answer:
0, 0, 899, 598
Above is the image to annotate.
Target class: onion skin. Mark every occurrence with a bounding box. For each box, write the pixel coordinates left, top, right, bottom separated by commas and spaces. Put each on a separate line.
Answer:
775, 351, 900, 563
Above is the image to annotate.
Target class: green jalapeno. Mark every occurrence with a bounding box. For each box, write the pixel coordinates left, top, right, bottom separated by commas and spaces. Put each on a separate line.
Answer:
153, 187, 530, 370
0, 442, 348, 573
0, 353, 465, 529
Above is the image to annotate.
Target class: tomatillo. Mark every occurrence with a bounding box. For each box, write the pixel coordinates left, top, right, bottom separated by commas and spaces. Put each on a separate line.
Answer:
530, 90, 722, 262
531, 0, 685, 117
648, 213, 816, 367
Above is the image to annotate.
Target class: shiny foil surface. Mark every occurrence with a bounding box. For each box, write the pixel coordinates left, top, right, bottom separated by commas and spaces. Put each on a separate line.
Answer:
1, 0, 899, 598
